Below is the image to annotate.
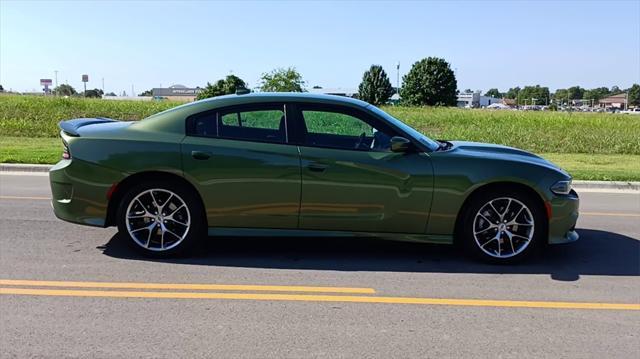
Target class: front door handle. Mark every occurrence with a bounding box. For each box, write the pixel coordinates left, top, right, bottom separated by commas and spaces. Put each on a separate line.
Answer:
191, 150, 212, 160
308, 163, 329, 172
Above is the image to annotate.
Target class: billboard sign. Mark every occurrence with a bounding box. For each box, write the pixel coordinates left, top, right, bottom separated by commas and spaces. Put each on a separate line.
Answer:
40, 79, 53, 86
82, 74, 89, 82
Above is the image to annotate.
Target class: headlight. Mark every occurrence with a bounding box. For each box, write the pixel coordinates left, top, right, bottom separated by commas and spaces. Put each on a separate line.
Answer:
551, 180, 572, 195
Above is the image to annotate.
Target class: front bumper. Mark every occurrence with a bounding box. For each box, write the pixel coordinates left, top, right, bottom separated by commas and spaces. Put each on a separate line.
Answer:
49, 159, 124, 227
548, 189, 580, 244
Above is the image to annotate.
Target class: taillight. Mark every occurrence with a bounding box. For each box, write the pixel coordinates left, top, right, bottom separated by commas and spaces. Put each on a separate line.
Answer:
62, 141, 71, 159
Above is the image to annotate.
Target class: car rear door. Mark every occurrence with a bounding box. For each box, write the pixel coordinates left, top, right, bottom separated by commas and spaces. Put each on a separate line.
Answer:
181, 102, 301, 229
292, 104, 434, 234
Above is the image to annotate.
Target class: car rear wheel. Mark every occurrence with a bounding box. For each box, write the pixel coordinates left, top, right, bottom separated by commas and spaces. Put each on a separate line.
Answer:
460, 189, 545, 263
116, 181, 205, 257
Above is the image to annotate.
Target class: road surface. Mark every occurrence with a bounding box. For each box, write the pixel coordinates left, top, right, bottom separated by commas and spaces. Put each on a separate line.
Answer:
1, 173, 638, 358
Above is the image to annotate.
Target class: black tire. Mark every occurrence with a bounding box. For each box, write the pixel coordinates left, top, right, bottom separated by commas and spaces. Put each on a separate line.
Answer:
458, 188, 546, 264
116, 180, 205, 258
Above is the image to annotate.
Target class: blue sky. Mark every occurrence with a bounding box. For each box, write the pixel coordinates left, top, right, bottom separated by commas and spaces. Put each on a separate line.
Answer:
1, 0, 639, 94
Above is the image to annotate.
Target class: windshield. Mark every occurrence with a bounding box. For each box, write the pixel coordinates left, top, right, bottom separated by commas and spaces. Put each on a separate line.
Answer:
366, 105, 441, 151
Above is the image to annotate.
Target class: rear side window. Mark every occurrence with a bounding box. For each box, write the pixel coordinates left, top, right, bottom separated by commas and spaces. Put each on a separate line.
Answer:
188, 104, 287, 144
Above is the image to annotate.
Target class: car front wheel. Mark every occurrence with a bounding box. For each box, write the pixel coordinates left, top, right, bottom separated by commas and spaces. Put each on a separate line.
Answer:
116, 181, 204, 257
460, 189, 545, 263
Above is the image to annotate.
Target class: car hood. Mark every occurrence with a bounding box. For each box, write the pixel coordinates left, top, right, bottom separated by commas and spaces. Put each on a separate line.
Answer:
448, 141, 569, 176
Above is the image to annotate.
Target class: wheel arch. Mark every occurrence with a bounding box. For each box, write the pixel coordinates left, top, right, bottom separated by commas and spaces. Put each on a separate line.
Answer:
453, 181, 548, 244
105, 171, 206, 227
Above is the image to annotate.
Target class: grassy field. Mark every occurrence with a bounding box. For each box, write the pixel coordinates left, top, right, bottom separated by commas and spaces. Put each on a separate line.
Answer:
1, 95, 639, 181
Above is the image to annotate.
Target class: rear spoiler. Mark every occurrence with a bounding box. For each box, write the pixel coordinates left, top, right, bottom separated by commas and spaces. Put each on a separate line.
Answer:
59, 117, 116, 136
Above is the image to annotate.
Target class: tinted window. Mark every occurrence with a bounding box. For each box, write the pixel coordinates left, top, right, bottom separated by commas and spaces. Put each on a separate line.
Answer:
189, 104, 287, 144
190, 112, 217, 137
301, 109, 395, 151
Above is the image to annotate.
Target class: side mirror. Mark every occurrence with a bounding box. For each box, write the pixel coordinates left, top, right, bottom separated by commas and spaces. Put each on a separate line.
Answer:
390, 136, 411, 153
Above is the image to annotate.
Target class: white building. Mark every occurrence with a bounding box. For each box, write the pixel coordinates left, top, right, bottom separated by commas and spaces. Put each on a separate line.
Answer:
457, 92, 502, 108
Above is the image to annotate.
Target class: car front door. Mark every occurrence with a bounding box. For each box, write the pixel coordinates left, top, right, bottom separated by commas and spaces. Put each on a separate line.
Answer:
181, 103, 300, 229
293, 104, 434, 234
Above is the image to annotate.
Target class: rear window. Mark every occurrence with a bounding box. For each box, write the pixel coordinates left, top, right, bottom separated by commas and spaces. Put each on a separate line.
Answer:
188, 104, 286, 144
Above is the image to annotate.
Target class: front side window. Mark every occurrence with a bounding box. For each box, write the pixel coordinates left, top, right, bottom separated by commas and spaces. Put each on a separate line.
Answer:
301, 108, 395, 151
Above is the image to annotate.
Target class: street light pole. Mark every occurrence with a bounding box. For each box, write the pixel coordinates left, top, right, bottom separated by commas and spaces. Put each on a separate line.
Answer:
396, 62, 400, 96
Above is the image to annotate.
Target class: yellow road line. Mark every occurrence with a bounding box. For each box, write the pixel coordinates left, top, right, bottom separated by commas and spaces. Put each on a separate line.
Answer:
1, 287, 637, 311
0, 195, 50, 200
581, 211, 640, 218
0, 279, 375, 294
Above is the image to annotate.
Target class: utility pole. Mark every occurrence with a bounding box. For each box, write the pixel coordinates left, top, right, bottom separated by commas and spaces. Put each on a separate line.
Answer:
131, 85, 134, 97
626, 91, 629, 110
396, 62, 400, 96
54, 70, 58, 88
102, 78, 105, 93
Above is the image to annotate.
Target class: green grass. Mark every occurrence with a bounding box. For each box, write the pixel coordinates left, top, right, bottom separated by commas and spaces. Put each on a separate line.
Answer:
0, 95, 180, 138
1, 95, 639, 180
540, 153, 640, 181
383, 106, 640, 155
2, 136, 638, 181
0, 136, 61, 164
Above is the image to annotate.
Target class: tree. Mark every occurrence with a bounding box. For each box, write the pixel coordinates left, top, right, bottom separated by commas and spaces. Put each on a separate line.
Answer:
400, 57, 457, 106
484, 88, 502, 98
84, 89, 104, 98
0, 84, 4, 92
628, 84, 640, 106
567, 86, 585, 100
553, 89, 568, 103
196, 75, 247, 100
611, 85, 621, 94
105, 92, 117, 97
53, 84, 77, 96
259, 67, 305, 92
463, 89, 473, 94
517, 85, 550, 105
583, 87, 610, 102
139, 89, 153, 96
357, 65, 394, 106
505, 87, 521, 99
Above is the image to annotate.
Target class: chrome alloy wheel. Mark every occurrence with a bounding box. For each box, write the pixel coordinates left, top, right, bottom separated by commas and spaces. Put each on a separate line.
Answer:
473, 197, 535, 258
125, 189, 191, 251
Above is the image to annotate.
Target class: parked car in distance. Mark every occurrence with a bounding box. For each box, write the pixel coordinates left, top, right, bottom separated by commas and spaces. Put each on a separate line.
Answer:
50, 93, 579, 263
620, 108, 640, 115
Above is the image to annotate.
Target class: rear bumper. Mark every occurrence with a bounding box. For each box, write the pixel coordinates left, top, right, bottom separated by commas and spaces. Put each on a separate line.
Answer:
548, 189, 580, 244
49, 159, 123, 227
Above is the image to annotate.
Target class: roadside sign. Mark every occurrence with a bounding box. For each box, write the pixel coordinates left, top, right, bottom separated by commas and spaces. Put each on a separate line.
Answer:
82, 74, 89, 82
40, 79, 52, 86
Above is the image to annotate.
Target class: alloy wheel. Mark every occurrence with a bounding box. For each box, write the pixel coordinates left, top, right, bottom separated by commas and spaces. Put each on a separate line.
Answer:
472, 197, 535, 258
125, 189, 191, 251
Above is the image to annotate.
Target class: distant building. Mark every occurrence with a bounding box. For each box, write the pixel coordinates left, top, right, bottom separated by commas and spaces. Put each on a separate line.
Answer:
598, 93, 627, 109
152, 84, 203, 101
457, 92, 502, 108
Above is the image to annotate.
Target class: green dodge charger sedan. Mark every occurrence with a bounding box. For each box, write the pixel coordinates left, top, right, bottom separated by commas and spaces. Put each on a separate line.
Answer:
49, 93, 579, 262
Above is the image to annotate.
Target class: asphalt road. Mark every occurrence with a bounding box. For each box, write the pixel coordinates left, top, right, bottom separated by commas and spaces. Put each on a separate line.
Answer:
1, 173, 639, 358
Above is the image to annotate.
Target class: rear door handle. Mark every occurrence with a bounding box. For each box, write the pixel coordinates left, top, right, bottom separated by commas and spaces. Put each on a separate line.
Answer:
191, 150, 212, 160
308, 163, 329, 172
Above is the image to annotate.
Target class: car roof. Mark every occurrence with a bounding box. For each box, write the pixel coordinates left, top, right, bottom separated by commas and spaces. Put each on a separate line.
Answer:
137, 92, 372, 132
154, 92, 369, 117
200, 92, 369, 108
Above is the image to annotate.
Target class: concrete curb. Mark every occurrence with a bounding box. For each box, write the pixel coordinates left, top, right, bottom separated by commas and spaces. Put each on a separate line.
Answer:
1, 163, 52, 172
572, 180, 640, 192
1, 163, 639, 192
